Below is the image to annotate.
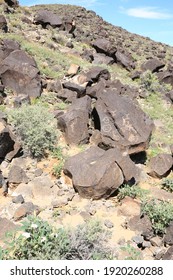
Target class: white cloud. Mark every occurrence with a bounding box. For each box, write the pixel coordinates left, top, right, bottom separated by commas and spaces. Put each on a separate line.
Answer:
121, 6, 172, 20
27, 0, 100, 8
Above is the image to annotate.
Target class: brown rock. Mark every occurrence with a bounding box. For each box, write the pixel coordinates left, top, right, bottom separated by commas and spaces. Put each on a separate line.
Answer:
63, 146, 124, 199
13, 202, 39, 221
141, 58, 165, 73
117, 197, 141, 217
58, 96, 91, 145
148, 153, 173, 178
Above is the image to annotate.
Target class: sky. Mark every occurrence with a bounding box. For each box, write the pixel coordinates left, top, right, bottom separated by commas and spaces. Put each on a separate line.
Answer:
20, 0, 173, 46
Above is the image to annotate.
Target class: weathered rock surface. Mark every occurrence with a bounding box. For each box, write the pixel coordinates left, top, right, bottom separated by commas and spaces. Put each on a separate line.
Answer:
86, 66, 111, 83
92, 38, 116, 57
0, 15, 8, 33
4, 0, 19, 8
63, 146, 124, 199
8, 165, 28, 184
164, 221, 173, 246
34, 9, 63, 28
115, 50, 135, 71
162, 246, 173, 260
141, 58, 165, 73
0, 217, 17, 239
0, 49, 42, 98
93, 90, 153, 154
13, 202, 39, 221
0, 119, 21, 161
58, 96, 91, 145
148, 154, 173, 178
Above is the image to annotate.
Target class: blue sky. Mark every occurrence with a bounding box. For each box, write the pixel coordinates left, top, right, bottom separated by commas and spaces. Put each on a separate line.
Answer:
20, 0, 173, 46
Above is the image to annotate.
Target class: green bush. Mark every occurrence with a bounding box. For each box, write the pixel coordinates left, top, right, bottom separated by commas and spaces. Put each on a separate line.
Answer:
8, 104, 58, 158
140, 70, 171, 93
0, 216, 113, 260
117, 184, 149, 201
141, 199, 173, 235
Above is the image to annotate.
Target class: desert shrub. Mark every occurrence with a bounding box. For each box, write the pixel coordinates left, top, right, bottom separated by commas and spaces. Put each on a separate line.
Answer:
141, 199, 173, 235
117, 184, 149, 201
140, 70, 171, 93
120, 243, 142, 260
51, 147, 66, 178
0, 216, 113, 260
161, 178, 173, 193
8, 104, 57, 158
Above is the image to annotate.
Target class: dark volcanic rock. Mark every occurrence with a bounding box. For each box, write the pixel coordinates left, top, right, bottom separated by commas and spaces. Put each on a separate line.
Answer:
93, 90, 153, 154
0, 119, 21, 161
0, 50, 42, 98
164, 221, 173, 245
162, 246, 173, 260
157, 70, 173, 87
0, 39, 20, 62
58, 96, 91, 145
92, 38, 116, 57
148, 153, 173, 178
92, 53, 114, 65
0, 15, 8, 33
34, 9, 63, 28
63, 146, 124, 199
13, 202, 40, 221
0, 218, 18, 240
115, 50, 135, 71
86, 66, 111, 83
141, 58, 165, 73
8, 165, 28, 184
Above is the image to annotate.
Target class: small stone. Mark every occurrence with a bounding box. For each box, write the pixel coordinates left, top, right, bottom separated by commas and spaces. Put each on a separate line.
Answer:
13, 202, 39, 221
80, 211, 91, 221
104, 219, 114, 228
34, 168, 43, 177
150, 236, 163, 247
132, 235, 144, 245
142, 240, 151, 248
51, 198, 68, 208
154, 247, 167, 260
12, 194, 24, 204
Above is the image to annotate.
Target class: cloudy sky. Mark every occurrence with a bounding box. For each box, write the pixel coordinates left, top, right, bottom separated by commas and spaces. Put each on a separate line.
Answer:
20, 0, 173, 46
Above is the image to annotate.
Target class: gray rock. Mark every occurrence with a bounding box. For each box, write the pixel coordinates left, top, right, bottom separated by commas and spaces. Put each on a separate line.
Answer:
8, 165, 28, 184
132, 235, 144, 245
164, 221, 173, 245
28, 175, 53, 199
12, 194, 24, 204
141, 58, 165, 73
11, 183, 33, 200
0, 217, 18, 239
104, 219, 114, 228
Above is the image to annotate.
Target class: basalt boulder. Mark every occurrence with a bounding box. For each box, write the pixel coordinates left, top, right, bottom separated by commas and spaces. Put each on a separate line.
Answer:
0, 49, 42, 98
92, 38, 116, 57
148, 153, 173, 178
34, 9, 63, 28
57, 96, 91, 145
0, 15, 8, 33
63, 146, 124, 199
93, 90, 153, 154
141, 58, 165, 73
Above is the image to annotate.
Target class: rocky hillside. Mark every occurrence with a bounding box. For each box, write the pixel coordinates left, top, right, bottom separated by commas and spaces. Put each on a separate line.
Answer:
0, 0, 173, 260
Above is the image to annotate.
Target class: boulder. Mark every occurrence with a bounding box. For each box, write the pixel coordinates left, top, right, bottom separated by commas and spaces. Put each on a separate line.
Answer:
164, 221, 173, 246
0, 49, 42, 98
92, 53, 114, 65
8, 165, 28, 184
157, 71, 173, 87
0, 119, 21, 161
28, 175, 53, 199
34, 10, 63, 28
92, 38, 116, 57
148, 154, 173, 178
162, 246, 173, 260
86, 66, 111, 83
115, 50, 135, 71
63, 146, 124, 199
58, 96, 91, 145
63, 81, 86, 97
56, 89, 77, 102
0, 39, 20, 62
141, 58, 165, 73
93, 90, 153, 154
13, 202, 39, 221
0, 15, 8, 33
